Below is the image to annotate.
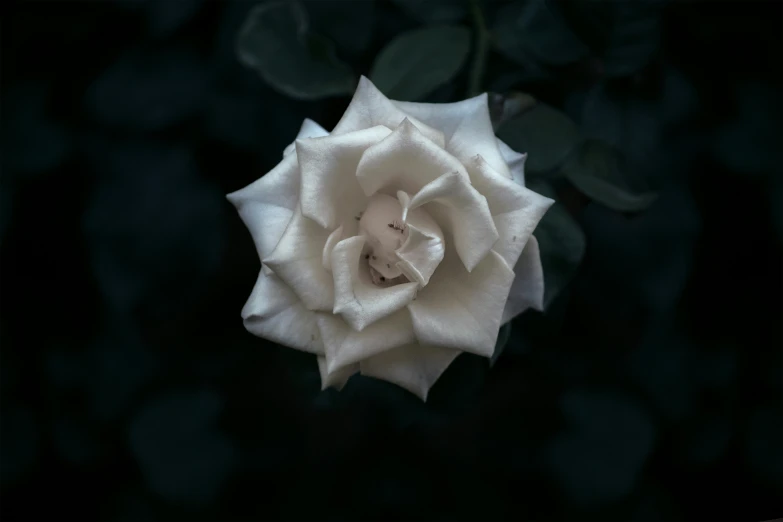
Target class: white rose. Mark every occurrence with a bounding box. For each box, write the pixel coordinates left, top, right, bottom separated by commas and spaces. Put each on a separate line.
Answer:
228, 77, 554, 400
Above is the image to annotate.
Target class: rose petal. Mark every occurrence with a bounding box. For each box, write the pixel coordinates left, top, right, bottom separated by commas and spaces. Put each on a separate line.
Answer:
395, 223, 444, 287
332, 76, 445, 147
394, 94, 511, 178
356, 118, 469, 200
226, 154, 299, 270
321, 225, 344, 272
317, 310, 416, 374
467, 154, 554, 268
331, 236, 419, 331
407, 248, 515, 357
317, 356, 357, 391
283, 118, 329, 157
263, 206, 334, 312
407, 171, 499, 272
497, 138, 527, 186
359, 344, 461, 401
297, 125, 392, 230
502, 235, 545, 323
241, 270, 324, 354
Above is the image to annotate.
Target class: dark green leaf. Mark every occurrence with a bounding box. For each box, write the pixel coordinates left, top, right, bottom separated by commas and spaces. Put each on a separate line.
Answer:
488, 91, 537, 131
603, 3, 662, 77
492, 0, 589, 66
562, 140, 658, 212
489, 322, 512, 367
236, 1, 356, 100
527, 181, 586, 308
580, 83, 666, 185
305, 0, 375, 58
391, 0, 467, 23
129, 391, 236, 508
369, 25, 470, 101
497, 100, 582, 175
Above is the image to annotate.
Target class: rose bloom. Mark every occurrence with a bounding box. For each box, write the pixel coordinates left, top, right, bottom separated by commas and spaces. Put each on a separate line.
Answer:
228, 77, 553, 400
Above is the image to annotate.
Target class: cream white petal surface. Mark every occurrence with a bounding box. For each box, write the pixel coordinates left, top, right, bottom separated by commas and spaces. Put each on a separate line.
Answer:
331, 236, 419, 331
359, 344, 461, 401
502, 235, 545, 324
408, 248, 515, 358
318, 310, 416, 374
407, 171, 499, 272
395, 222, 444, 287
263, 206, 334, 312
332, 76, 445, 147
356, 119, 468, 198
226, 153, 299, 266
394, 94, 511, 178
297, 126, 392, 230
317, 356, 357, 391
321, 225, 344, 272
497, 138, 527, 186
283, 118, 329, 157
242, 269, 324, 354
467, 155, 554, 268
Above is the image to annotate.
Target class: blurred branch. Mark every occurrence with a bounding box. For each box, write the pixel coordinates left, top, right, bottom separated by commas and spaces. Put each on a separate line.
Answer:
468, 0, 489, 97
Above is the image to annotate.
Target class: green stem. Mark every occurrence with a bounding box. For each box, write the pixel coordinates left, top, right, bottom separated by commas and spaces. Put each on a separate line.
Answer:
468, 0, 489, 97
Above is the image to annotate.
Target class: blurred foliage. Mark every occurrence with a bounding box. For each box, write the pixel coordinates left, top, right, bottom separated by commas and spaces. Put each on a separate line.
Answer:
370, 25, 471, 101
1, 0, 781, 520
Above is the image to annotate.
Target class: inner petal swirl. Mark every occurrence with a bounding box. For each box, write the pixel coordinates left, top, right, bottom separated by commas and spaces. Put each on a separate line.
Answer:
357, 193, 444, 288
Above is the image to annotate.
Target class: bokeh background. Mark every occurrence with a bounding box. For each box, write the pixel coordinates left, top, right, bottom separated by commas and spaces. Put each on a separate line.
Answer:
1, 0, 781, 520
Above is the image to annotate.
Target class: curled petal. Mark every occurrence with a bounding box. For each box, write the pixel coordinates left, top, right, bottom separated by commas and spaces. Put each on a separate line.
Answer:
297, 126, 392, 229
263, 206, 334, 312
359, 344, 461, 401
497, 138, 527, 186
317, 356, 357, 391
395, 222, 444, 287
332, 76, 445, 147
331, 236, 419, 331
394, 94, 511, 178
408, 171, 499, 272
283, 118, 329, 157
318, 310, 415, 375
322, 225, 344, 272
226, 154, 299, 269
467, 155, 554, 268
408, 248, 515, 358
242, 270, 323, 354
502, 235, 545, 324
356, 119, 468, 198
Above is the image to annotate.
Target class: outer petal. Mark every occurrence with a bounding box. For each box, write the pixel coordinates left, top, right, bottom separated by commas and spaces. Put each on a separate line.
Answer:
502, 235, 545, 323
331, 236, 419, 331
359, 344, 461, 401
497, 138, 527, 186
283, 118, 329, 157
297, 126, 392, 230
317, 356, 357, 391
263, 206, 334, 312
407, 248, 515, 358
332, 76, 445, 148
467, 155, 554, 268
407, 171, 499, 272
317, 310, 416, 374
394, 94, 511, 178
356, 119, 469, 198
226, 154, 299, 269
241, 269, 323, 354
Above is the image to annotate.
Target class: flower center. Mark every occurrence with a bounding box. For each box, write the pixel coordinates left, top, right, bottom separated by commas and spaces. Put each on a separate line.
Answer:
358, 194, 410, 287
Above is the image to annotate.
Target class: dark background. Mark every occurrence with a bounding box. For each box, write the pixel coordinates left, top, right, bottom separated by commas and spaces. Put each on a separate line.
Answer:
1, 0, 781, 520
